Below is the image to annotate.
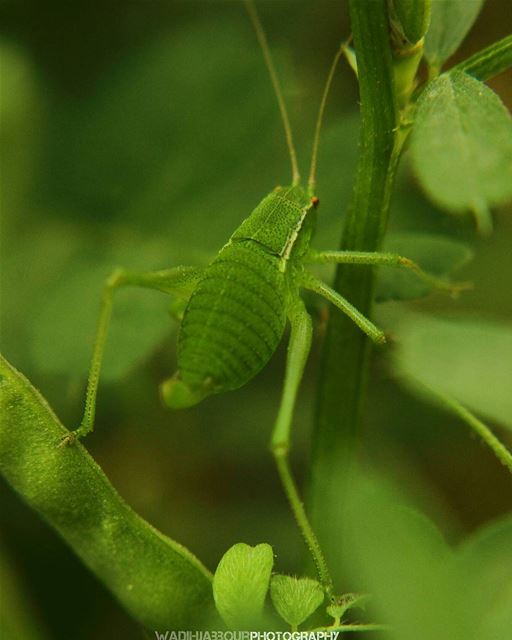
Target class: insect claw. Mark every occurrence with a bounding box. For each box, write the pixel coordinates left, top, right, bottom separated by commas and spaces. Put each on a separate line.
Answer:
376, 332, 387, 346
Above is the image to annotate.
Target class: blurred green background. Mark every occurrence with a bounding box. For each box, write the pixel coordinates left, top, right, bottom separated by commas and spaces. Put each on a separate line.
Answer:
1, 1, 511, 638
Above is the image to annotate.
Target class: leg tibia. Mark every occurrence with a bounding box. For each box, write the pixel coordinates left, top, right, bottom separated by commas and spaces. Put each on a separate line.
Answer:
301, 272, 386, 345
269, 297, 333, 594
64, 266, 202, 444
271, 298, 312, 451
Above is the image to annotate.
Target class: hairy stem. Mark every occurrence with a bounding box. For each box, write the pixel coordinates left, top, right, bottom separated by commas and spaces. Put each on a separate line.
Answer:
309, 0, 400, 564
451, 34, 512, 82
421, 384, 512, 476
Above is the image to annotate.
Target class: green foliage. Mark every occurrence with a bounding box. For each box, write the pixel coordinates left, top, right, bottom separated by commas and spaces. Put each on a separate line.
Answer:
212, 543, 274, 629
269, 575, 324, 628
392, 313, 512, 430
1, 0, 512, 637
424, 0, 485, 69
339, 472, 512, 640
410, 71, 512, 232
0, 355, 213, 630
457, 517, 512, 640
31, 256, 174, 381
1, 18, 285, 383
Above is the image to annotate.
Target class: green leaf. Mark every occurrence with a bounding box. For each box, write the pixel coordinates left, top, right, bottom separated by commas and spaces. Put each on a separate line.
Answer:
392, 313, 512, 430
0, 355, 213, 630
270, 575, 324, 628
375, 232, 472, 302
339, 472, 473, 640
424, 0, 485, 69
213, 543, 274, 629
410, 72, 512, 232
457, 516, 512, 640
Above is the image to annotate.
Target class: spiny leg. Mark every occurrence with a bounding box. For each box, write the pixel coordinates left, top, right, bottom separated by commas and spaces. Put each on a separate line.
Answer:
64, 266, 202, 444
300, 272, 386, 345
271, 296, 334, 596
307, 249, 469, 295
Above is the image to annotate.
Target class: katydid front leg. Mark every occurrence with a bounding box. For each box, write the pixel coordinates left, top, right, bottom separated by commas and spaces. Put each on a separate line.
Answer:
63, 266, 203, 445
307, 249, 470, 296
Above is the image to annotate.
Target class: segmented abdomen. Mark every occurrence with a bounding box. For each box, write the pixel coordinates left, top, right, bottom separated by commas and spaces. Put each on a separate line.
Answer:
177, 240, 287, 395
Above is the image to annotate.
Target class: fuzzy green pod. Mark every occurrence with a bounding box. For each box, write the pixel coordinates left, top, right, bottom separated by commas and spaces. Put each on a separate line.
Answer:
391, 0, 432, 46
0, 354, 214, 630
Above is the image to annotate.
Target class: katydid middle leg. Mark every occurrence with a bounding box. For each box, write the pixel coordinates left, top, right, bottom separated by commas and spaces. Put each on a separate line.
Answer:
271, 295, 334, 596
307, 249, 468, 295
64, 266, 203, 444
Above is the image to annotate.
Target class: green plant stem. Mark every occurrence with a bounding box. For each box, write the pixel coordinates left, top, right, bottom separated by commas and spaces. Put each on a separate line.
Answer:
313, 624, 391, 633
309, 0, 399, 558
451, 34, 512, 81
419, 383, 512, 475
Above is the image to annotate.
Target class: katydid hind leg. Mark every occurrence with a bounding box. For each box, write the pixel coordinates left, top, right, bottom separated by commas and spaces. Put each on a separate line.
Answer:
270, 296, 334, 595
64, 266, 202, 444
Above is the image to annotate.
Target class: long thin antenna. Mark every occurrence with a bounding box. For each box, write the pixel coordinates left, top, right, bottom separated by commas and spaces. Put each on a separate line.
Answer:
244, 0, 301, 186
307, 42, 346, 192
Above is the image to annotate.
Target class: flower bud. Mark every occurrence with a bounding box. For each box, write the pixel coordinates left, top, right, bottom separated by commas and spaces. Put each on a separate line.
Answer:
391, 0, 432, 46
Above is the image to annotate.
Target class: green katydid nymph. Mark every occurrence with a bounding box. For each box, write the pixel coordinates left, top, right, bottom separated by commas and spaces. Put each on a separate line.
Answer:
64, 0, 458, 595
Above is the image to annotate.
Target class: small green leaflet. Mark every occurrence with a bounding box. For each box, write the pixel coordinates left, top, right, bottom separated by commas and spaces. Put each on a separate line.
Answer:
424, 0, 485, 69
270, 575, 324, 628
410, 72, 512, 233
213, 543, 273, 629
392, 313, 512, 430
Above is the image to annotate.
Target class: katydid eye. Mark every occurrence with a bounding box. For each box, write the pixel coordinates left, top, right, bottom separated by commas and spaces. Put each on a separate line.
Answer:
311, 197, 320, 208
